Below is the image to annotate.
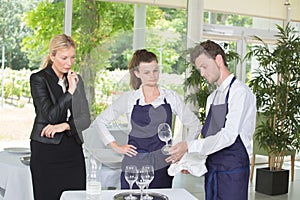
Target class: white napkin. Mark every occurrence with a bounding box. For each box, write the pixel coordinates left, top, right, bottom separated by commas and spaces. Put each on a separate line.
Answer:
168, 152, 207, 177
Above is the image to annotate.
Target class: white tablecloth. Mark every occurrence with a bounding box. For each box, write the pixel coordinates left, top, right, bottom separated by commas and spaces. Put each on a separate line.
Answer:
0, 149, 121, 200
0, 127, 124, 199
60, 188, 198, 200
0, 151, 34, 200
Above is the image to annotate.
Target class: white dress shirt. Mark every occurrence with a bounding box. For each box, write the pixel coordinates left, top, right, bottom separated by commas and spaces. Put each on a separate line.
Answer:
58, 78, 71, 120
188, 74, 256, 157
91, 86, 202, 146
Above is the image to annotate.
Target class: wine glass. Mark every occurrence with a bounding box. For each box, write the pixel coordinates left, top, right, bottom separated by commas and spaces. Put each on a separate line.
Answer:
124, 165, 138, 200
136, 169, 147, 200
141, 165, 154, 200
158, 123, 172, 155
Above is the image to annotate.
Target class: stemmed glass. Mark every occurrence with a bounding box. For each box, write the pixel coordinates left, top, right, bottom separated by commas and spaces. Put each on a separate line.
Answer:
136, 168, 148, 200
158, 123, 172, 155
124, 165, 138, 200
141, 165, 154, 200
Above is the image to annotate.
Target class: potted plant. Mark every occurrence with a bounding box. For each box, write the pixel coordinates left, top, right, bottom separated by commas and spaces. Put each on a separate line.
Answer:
246, 24, 300, 195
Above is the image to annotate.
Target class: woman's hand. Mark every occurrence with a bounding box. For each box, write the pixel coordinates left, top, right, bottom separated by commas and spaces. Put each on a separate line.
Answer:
108, 141, 138, 157
41, 123, 70, 138
165, 141, 188, 163
67, 70, 78, 95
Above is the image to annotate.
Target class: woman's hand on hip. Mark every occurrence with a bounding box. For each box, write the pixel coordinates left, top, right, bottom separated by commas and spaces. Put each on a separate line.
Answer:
108, 141, 137, 157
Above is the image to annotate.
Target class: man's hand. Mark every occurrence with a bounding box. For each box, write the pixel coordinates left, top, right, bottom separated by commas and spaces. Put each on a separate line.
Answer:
165, 141, 188, 163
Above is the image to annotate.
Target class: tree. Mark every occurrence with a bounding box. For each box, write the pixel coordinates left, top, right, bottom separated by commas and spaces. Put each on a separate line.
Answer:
22, 0, 137, 117
21, 1, 193, 117
157, 8, 187, 74
21, 0, 66, 70
0, 0, 36, 70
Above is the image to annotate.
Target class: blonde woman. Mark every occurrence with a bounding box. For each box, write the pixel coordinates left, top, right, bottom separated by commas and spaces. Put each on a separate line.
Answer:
29, 34, 90, 200
92, 49, 201, 189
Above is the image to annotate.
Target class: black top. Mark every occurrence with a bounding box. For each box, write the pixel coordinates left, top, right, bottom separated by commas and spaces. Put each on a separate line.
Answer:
29, 65, 91, 144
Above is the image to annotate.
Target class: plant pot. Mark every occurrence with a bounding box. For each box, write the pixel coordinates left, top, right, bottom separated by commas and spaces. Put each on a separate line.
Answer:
255, 167, 289, 195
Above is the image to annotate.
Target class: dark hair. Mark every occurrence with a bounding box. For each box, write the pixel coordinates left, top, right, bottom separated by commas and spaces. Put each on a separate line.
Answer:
190, 40, 227, 67
128, 49, 158, 90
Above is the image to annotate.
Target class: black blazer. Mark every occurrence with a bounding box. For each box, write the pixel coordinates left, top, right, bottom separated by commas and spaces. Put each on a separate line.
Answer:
30, 65, 91, 144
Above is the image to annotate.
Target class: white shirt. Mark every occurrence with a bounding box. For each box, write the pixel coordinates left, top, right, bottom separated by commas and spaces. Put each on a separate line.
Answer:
91, 86, 202, 146
58, 78, 71, 120
188, 74, 257, 157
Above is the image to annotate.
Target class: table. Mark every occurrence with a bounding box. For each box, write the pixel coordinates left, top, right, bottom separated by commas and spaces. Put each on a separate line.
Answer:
0, 151, 34, 200
0, 148, 121, 200
0, 150, 120, 200
60, 188, 198, 200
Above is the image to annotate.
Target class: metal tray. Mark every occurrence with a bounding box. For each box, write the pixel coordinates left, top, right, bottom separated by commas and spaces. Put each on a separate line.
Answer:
114, 191, 169, 200
20, 155, 31, 166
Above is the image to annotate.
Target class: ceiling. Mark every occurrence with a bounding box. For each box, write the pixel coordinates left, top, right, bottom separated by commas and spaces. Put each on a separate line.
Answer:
97, 0, 300, 22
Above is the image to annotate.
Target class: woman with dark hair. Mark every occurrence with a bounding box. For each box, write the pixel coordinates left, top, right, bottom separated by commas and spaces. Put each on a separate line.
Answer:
29, 34, 91, 200
92, 49, 201, 189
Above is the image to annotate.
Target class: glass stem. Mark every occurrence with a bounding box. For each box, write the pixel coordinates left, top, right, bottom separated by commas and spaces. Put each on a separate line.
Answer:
129, 183, 133, 197
145, 184, 149, 197
140, 187, 144, 199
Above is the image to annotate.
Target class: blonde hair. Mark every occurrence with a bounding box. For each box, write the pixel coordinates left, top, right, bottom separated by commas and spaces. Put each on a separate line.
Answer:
41, 34, 76, 69
129, 49, 158, 90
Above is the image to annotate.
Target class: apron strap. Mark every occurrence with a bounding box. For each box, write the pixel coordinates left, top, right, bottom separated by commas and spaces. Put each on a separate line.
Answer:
163, 98, 168, 104
136, 99, 140, 105
225, 76, 236, 103
206, 169, 217, 200
212, 76, 236, 104
136, 98, 168, 105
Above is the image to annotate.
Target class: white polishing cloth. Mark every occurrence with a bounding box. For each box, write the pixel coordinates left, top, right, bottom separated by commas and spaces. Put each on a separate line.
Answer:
168, 152, 207, 177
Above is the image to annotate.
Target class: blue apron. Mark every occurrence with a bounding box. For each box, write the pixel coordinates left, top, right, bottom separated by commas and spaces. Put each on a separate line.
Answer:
121, 98, 174, 189
201, 77, 249, 200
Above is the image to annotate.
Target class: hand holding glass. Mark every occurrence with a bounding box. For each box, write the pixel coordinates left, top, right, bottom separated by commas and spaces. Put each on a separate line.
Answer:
124, 165, 138, 200
141, 165, 154, 200
158, 123, 172, 155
